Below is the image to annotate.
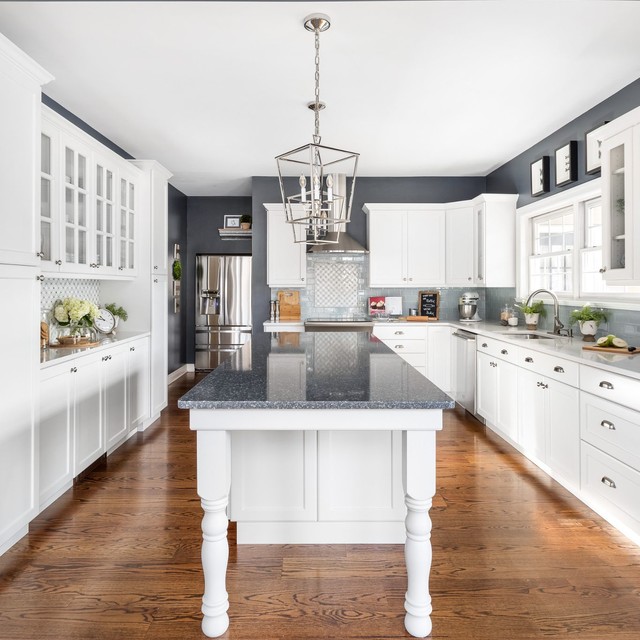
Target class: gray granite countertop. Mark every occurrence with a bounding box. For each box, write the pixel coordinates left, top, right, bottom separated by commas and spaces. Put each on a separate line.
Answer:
178, 331, 455, 410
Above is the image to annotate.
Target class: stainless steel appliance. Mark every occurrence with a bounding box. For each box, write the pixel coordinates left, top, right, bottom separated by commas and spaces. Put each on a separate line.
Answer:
452, 329, 478, 416
195, 255, 252, 371
458, 291, 481, 322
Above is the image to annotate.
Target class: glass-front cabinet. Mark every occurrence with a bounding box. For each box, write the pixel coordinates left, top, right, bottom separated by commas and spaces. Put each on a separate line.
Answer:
38, 107, 139, 278
601, 128, 633, 282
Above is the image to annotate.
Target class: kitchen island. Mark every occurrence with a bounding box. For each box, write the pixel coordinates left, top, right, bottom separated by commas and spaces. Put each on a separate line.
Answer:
178, 331, 454, 638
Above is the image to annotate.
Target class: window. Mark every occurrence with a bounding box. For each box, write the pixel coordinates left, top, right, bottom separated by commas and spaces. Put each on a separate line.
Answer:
529, 206, 573, 294
521, 184, 640, 301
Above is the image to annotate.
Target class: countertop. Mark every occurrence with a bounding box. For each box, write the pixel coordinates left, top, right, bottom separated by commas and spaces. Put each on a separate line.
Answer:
40, 330, 151, 369
178, 331, 455, 410
262, 319, 640, 380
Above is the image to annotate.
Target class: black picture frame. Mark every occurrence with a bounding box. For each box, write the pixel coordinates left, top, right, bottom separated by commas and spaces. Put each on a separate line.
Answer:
555, 141, 578, 187
224, 215, 241, 228
530, 156, 550, 197
585, 122, 610, 175
418, 291, 439, 320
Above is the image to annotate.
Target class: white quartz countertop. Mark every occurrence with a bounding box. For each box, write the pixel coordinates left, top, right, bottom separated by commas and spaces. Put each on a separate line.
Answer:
40, 330, 151, 369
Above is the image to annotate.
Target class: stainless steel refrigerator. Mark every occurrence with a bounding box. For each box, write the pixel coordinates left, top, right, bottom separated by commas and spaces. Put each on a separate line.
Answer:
195, 255, 252, 371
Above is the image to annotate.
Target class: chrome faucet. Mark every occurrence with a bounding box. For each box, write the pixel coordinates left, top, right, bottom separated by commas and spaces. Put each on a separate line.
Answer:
525, 289, 565, 335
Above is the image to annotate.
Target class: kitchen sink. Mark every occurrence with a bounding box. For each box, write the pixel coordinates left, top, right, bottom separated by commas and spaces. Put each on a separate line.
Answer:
508, 333, 556, 340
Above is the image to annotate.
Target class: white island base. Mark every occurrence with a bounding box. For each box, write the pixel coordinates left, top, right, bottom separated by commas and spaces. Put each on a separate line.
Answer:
190, 408, 442, 639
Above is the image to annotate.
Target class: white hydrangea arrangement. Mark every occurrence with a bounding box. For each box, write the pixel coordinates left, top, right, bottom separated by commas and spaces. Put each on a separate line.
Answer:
53, 297, 99, 333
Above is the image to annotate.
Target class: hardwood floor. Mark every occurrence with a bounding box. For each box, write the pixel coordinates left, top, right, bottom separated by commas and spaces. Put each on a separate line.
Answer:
1, 373, 639, 639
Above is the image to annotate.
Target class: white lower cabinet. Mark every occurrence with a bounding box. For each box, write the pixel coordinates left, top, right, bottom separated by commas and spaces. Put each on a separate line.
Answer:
426, 325, 452, 393
103, 346, 128, 452
372, 324, 427, 376
476, 351, 518, 442
127, 337, 150, 431
517, 367, 580, 488
150, 275, 168, 419
267, 354, 306, 401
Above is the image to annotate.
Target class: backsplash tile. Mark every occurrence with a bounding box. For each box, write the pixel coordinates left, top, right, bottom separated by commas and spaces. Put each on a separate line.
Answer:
41, 279, 100, 311
314, 261, 360, 308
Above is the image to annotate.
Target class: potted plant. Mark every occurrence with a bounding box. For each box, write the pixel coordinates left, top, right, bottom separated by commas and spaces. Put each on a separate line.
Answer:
515, 300, 546, 330
105, 302, 128, 330
240, 214, 252, 230
569, 304, 607, 342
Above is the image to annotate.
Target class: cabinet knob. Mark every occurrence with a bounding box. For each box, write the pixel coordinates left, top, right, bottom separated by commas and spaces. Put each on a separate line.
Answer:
90, 263, 97, 268
599, 381, 614, 390
478, 275, 483, 281
409, 277, 413, 281
525, 357, 534, 363
36, 275, 44, 281
55, 259, 62, 265
490, 361, 497, 367
130, 346, 135, 352
601, 420, 616, 431
154, 265, 158, 270
301, 277, 305, 281
468, 277, 472, 281
601, 476, 616, 489
36, 251, 44, 258
599, 266, 607, 274
70, 367, 77, 373
154, 278, 158, 283
481, 343, 488, 348
501, 349, 508, 355
553, 365, 565, 373
118, 267, 124, 271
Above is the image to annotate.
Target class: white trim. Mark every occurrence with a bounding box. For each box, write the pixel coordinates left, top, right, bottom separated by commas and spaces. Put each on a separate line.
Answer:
517, 179, 601, 217
168, 364, 189, 385
0, 31, 53, 86
236, 521, 405, 544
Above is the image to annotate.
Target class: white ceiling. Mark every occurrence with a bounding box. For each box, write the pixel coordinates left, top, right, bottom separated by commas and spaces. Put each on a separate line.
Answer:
1, 1, 640, 196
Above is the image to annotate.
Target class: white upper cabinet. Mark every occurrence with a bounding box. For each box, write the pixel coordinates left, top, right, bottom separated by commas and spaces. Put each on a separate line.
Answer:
265, 204, 307, 287
445, 195, 518, 287
0, 33, 52, 267
364, 204, 446, 287
39, 107, 142, 278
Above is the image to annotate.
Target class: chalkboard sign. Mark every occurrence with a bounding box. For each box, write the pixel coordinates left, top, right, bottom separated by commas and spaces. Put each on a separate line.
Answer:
418, 291, 439, 320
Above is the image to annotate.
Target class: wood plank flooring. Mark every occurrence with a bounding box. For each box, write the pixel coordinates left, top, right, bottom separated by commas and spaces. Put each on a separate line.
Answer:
1, 372, 639, 639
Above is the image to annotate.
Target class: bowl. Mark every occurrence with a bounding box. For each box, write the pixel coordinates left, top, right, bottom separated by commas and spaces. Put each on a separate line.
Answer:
458, 303, 477, 320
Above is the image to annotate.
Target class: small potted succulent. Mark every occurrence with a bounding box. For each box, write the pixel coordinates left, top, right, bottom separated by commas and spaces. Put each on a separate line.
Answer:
569, 304, 607, 342
515, 300, 546, 330
240, 214, 252, 230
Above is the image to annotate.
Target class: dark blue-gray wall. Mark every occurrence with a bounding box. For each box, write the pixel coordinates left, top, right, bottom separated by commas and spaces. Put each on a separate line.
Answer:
487, 78, 640, 206
185, 197, 252, 364
250, 176, 487, 329
168, 185, 188, 373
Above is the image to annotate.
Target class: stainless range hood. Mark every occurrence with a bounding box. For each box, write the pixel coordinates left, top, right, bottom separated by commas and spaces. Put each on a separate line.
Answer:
307, 231, 368, 254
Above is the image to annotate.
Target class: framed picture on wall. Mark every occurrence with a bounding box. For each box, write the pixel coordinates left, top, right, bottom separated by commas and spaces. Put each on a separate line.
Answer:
224, 215, 241, 228
555, 141, 578, 187
530, 156, 550, 197
585, 122, 610, 175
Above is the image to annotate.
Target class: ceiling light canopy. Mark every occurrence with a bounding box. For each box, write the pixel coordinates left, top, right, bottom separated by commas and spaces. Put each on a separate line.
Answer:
275, 13, 359, 246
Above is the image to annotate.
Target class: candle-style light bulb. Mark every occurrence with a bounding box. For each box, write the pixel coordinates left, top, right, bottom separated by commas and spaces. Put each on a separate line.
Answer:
313, 172, 320, 201
299, 174, 306, 203
326, 174, 333, 202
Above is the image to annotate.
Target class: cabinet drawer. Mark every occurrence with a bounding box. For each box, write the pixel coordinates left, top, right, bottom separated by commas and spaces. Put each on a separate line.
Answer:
373, 324, 427, 341
476, 336, 519, 363
518, 350, 578, 387
381, 337, 425, 355
580, 392, 640, 471
581, 441, 640, 528
579, 365, 640, 411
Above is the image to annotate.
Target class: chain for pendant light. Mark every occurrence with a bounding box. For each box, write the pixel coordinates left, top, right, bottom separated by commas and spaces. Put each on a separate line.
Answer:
313, 27, 321, 144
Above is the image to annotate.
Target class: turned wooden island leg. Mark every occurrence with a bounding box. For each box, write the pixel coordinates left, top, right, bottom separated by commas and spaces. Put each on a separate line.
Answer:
197, 430, 231, 638
403, 430, 436, 638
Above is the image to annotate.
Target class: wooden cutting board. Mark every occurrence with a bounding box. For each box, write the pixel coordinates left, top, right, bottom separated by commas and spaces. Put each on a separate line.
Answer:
404, 316, 437, 322
277, 290, 300, 320
583, 344, 640, 354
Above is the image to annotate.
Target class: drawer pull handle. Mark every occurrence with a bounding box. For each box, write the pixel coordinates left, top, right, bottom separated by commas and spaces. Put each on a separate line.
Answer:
554, 366, 565, 373
601, 420, 616, 431
599, 381, 614, 390
601, 476, 616, 489
394, 331, 404, 335
490, 361, 497, 368
501, 349, 508, 355
482, 343, 488, 348
536, 381, 548, 389
70, 367, 77, 373
525, 357, 534, 363
395, 344, 404, 349
130, 347, 135, 352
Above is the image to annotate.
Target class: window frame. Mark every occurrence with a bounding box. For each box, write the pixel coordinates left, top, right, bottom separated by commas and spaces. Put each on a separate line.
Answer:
516, 178, 640, 310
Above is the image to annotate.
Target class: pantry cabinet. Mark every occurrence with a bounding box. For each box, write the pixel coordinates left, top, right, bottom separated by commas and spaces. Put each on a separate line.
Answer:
365, 205, 446, 287
265, 205, 307, 287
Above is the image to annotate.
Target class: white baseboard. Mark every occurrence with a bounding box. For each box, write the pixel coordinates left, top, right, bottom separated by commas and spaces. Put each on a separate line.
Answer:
168, 364, 189, 385
236, 521, 405, 544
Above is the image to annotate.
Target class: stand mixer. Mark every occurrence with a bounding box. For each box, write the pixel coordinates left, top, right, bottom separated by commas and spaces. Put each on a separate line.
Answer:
458, 292, 481, 322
